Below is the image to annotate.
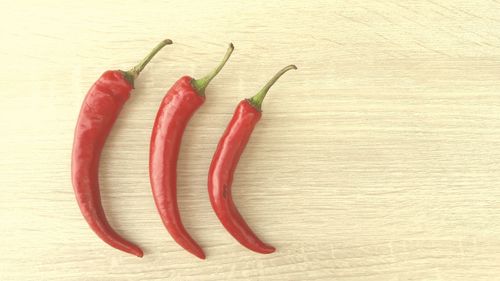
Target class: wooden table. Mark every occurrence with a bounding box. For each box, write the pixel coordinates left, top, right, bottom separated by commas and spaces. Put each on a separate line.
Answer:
2, 1, 500, 280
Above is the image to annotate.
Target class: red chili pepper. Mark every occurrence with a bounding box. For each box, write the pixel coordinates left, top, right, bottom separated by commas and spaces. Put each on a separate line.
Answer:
208, 65, 297, 254
150, 44, 234, 259
72, 39, 172, 257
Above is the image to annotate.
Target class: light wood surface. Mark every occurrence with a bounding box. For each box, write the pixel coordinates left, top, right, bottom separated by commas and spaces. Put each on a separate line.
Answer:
2, 1, 500, 280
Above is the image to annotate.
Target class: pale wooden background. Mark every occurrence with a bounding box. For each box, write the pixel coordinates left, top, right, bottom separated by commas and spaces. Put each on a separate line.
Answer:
1, 0, 500, 280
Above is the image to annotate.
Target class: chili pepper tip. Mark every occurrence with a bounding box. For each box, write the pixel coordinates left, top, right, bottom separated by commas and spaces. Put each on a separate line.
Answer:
134, 249, 144, 258
121, 244, 144, 257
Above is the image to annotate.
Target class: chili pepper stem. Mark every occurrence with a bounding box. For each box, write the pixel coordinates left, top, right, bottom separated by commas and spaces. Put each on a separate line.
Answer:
122, 39, 173, 85
192, 43, 234, 95
248, 65, 297, 110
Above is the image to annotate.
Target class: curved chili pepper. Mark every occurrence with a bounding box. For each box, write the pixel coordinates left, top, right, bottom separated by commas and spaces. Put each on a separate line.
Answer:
72, 39, 172, 257
150, 44, 234, 259
208, 65, 297, 254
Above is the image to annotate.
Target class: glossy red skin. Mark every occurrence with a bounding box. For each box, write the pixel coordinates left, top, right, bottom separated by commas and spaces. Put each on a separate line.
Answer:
208, 100, 275, 254
149, 76, 206, 259
71, 70, 143, 257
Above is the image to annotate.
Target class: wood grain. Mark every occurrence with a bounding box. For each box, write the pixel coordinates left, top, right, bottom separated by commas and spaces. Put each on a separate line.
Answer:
1, 0, 500, 280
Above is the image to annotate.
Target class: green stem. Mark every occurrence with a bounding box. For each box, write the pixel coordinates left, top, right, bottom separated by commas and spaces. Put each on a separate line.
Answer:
123, 39, 173, 85
248, 65, 297, 110
192, 43, 234, 95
